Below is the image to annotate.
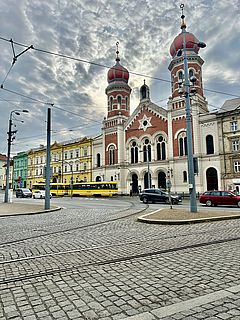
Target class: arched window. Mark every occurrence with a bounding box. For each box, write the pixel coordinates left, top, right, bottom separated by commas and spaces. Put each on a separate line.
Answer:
125, 97, 129, 110
189, 69, 194, 79
109, 145, 115, 165
156, 135, 166, 160
96, 153, 101, 167
109, 97, 113, 111
206, 135, 214, 154
117, 96, 121, 109
179, 133, 187, 156
183, 171, 187, 182
178, 71, 183, 80
141, 86, 147, 99
143, 138, 151, 162
130, 141, 138, 164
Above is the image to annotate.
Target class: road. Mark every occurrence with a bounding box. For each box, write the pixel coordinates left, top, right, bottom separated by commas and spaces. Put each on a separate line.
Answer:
0, 195, 240, 319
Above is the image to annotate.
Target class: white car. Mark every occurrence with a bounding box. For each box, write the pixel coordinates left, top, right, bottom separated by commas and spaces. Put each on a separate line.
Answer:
32, 190, 52, 199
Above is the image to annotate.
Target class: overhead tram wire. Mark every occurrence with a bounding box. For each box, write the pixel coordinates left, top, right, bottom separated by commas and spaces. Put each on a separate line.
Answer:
0, 36, 239, 98
0, 86, 103, 125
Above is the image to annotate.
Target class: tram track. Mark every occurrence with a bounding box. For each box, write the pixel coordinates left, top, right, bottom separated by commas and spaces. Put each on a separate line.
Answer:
1, 235, 239, 285
0, 200, 148, 246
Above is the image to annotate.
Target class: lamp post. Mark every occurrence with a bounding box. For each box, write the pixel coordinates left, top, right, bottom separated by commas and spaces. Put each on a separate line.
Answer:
4, 109, 29, 203
178, 4, 206, 213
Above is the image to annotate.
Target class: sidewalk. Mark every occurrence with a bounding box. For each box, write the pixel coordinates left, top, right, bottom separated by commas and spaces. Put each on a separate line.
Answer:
138, 207, 240, 224
0, 202, 61, 217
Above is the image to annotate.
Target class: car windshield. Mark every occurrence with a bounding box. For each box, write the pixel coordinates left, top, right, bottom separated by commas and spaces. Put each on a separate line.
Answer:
22, 189, 30, 192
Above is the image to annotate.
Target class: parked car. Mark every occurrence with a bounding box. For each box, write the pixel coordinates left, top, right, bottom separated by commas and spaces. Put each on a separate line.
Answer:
139, 188, 182, 204
16, 188, 32, 198
32, 190, 52, 199
199, 190, 240, 207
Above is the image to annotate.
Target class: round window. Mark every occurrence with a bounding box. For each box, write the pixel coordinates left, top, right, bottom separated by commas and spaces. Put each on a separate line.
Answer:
158, 136, 163, 142
132, 141, 136, 147
145, 139, 149, 144
143, 120, 148, 126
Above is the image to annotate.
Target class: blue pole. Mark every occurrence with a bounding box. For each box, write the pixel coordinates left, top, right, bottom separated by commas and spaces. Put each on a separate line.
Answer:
182, 29, 197, 213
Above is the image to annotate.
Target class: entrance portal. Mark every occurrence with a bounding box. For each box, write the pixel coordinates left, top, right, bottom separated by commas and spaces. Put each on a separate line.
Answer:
206, 167, 218, 190
158, 171, 166, 189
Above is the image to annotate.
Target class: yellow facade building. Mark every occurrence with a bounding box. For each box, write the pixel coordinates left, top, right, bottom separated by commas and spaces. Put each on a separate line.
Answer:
27, 137, 92, 188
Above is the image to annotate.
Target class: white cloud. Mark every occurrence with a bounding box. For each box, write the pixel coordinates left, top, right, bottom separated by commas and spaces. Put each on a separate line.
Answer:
0, 0, 239, 153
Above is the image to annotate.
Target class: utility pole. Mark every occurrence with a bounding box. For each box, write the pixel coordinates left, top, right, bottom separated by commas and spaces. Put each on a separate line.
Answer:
4, 109, 28, 203
4, 118, 16, 202
45, 108, 51, 210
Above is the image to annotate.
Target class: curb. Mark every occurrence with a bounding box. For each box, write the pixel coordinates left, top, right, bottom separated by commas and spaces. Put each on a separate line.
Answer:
0, 206, 62, 217
138, 211, 240, 225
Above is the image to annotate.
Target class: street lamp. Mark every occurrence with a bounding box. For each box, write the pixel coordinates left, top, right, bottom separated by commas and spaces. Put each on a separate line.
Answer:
177, 4, 206, 213
4, 109, 29, 203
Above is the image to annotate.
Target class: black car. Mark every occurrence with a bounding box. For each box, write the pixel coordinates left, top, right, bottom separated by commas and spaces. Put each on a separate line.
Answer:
139, 188, 181, 204
16, 188, 32, 198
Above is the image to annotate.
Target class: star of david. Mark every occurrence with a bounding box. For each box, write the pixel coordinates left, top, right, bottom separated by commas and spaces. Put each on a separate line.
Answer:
138, 114, 152, 131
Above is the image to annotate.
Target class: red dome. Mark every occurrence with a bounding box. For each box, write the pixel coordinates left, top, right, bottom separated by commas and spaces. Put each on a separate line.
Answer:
170, 32, 200, 57
107, 61, 129, 83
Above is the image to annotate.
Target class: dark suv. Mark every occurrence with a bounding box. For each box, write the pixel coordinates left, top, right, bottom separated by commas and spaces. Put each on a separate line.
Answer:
139, 188, 182, 204
16, 188, 32, 198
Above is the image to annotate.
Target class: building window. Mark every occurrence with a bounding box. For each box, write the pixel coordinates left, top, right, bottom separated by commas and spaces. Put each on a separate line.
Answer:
70, 164, 73, 172
231, 121, 238, 132
36, 169, 38, 176
183, 171, 187, 182
143, 138, 151, 162
64, 165, 67, 172
178, 71, 183, 81
36, 158, 39, 164
76, 164, 79, 171
109, 145, 115, 165
84, 147, 87, 156
130, 141, 138, 164
109, 97, 113, 111
232, 139, 239, 152
64, 153, 67, 160
206, 135, 214, 154
83, 163, 87, 171
76, 150, 79, 158
53, 154, 57, 162
125, 97, 129, 110
117, 96, 121, 109
234, 161, 240, 173
70, 152, 73, 159
97, 153, 101, 167
156, 135, 166, 160
189, 69, 194, 79
84, 176, 87, 182
179, 133, 187, 156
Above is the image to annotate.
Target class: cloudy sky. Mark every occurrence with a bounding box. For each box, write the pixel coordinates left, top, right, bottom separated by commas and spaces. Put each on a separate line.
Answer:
0, 0, 239, 155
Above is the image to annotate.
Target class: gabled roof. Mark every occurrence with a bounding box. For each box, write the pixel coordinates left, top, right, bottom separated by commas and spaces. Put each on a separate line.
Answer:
218, 98, 240, 114
125, 100, 167, 130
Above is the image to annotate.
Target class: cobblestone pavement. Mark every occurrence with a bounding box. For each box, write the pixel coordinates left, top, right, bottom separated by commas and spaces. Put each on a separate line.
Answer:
0, 202, 240, 319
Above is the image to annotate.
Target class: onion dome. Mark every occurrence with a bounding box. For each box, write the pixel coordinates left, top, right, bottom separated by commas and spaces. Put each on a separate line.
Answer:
107, 42, 129, 84
170, 4, 200, 58
170, 32, 200, 57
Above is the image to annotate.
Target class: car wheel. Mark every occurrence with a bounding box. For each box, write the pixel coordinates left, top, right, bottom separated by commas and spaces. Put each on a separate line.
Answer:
16, 195, 18, 198
142, 197, 148, 204
237, 201, 240, 208
165, 198, 170, 204
33, 195, 35, 199
206, 200, 212, 207
40, 195, 43, 199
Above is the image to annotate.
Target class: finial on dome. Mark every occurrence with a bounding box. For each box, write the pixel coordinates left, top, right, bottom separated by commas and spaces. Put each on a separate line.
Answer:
180, 4, 186, 30
116, 41, 120, 62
